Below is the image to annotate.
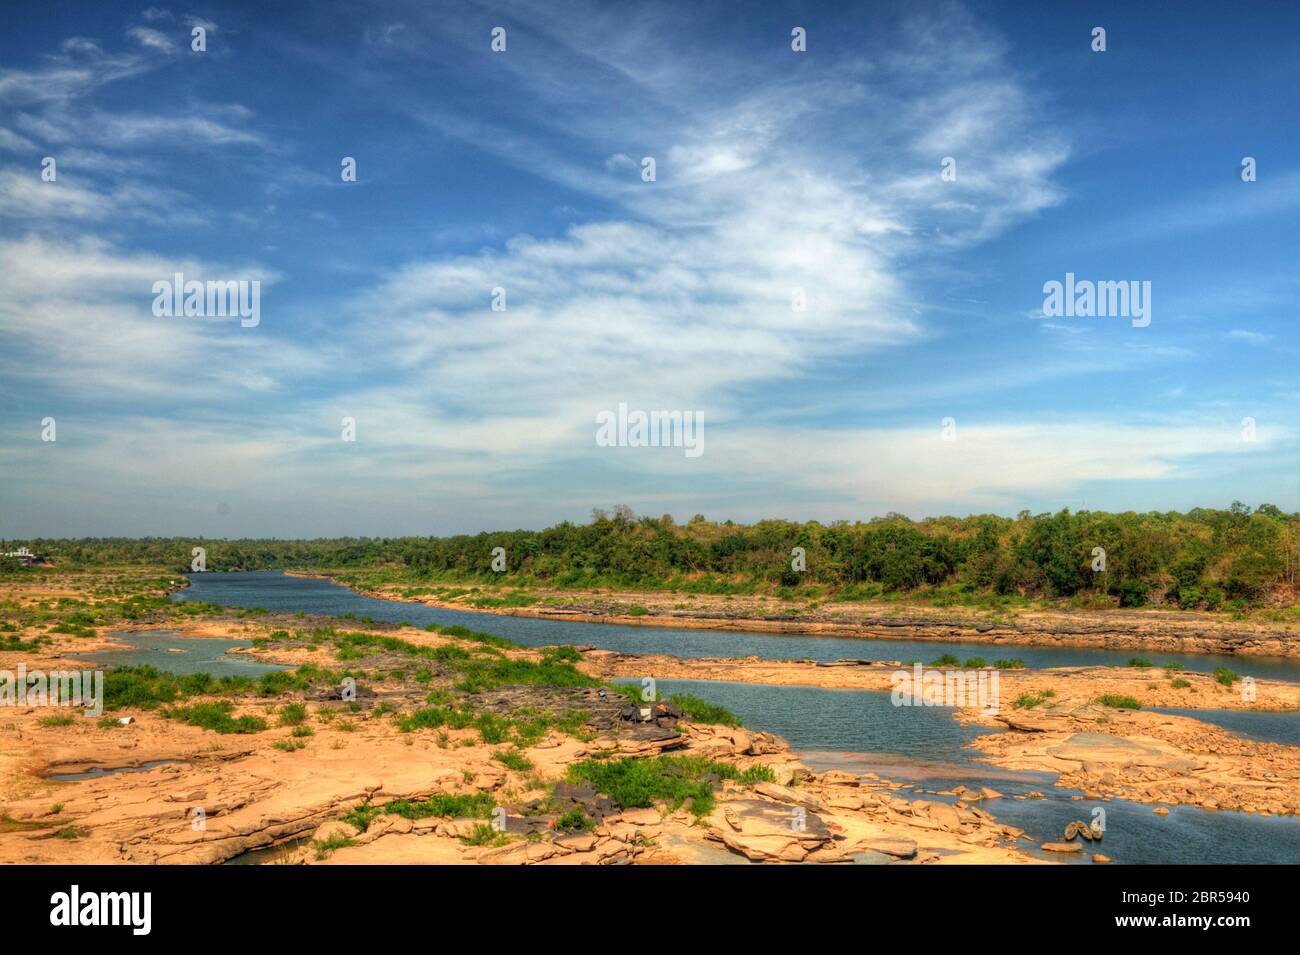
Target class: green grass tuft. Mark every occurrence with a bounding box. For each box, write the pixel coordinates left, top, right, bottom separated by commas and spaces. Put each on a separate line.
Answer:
1098, 694, 1142, 710
162, 701, 268, 734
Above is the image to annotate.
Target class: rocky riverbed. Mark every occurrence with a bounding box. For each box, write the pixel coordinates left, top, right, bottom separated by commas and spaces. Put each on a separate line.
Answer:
965, 703, 1300, 817
577, 649, 1300, 817
3, 571, 1295, 865
577, 650, 1300, 710
0, 617, 1042, 865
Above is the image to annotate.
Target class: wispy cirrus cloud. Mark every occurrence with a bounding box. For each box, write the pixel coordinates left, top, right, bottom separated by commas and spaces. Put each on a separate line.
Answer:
0, 37, 152, 106
0, 235, 290, 403
127, 26, 178, 54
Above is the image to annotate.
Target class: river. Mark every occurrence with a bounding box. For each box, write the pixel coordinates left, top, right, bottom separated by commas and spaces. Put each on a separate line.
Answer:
175, 572, 1299, 681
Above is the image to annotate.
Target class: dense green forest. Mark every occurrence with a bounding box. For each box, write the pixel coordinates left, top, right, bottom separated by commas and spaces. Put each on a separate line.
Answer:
4, 503, 1298, 610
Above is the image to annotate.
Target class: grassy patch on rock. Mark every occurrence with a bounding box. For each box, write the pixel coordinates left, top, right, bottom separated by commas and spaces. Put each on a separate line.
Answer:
342, 792, 497, 832
1012, 690, 1056, 709
566, 755, 776, 818
1098, 694, 1142, 710
493, 748, 534, 772
103, 664, 347, 711
1213, 667, 1240, 688
162, 701, 268, 734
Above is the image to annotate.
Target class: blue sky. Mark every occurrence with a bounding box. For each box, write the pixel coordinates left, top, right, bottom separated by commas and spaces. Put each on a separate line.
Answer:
1, 0, 1297, 537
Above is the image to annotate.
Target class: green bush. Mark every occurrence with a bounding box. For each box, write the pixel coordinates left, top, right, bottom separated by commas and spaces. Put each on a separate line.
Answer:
1112, 579, 1151, 608
567, 755, 774, 818
162, 701, 267, 734
493, 748, 534, 772
459, 823, 508, 847
1213, 667, 1240, 687
668, 693, 743, 727
103, 666, 181, 709
278, 702, 308, 727
555, 808, 596, 832
344, 792, 497, 832
1098, 694, 1142, 710
1012, 692, 1052, 709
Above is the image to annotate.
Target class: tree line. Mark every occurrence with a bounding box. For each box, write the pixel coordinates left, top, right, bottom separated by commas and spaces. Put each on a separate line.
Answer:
4, 502, 1297, 609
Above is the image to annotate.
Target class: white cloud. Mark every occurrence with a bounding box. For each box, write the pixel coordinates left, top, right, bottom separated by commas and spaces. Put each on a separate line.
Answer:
708, 420, 1292, 514
1228, 329, 1273, 345
0, 168, 198, 223
0, 236, 297, 403
0, 38, 147, 106
90, 110, 264, 146
331, 5, 1067, 448
127, 27, 177, 54
0, 127, 37, 152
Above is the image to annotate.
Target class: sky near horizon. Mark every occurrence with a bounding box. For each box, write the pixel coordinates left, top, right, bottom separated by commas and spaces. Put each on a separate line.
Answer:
1, 0, 1297, 538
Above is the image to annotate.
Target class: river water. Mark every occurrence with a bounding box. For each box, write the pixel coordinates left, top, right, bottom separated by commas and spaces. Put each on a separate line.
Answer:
175, 572, 1299, 681
77, 629, 284, 679
162, 572, 1299, 864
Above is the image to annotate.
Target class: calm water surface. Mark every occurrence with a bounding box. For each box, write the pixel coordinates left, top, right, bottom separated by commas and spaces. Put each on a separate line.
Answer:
1148, 707, 1299, 747
75, 628, 283, 678
176, 572, 1300, 682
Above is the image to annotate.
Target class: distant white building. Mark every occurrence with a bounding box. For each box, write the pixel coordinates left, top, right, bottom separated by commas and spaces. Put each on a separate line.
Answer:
2, 547, 41, 565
